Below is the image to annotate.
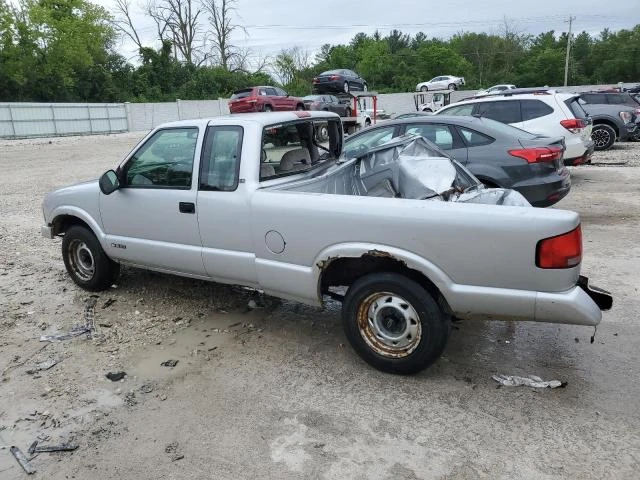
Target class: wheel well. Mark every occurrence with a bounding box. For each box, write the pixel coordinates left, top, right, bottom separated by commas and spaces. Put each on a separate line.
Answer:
51, 215, 90, 236
319, 254, 451, 314
593, 120, 619, 136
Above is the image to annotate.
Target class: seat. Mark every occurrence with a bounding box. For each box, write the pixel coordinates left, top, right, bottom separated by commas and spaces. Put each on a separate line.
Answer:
260, 163, 275, 178
279, 148, 311, 172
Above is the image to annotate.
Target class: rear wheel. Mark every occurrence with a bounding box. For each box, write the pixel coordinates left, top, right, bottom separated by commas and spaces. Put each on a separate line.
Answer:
62, 225, 119, 291
448, 83, 457, 90
363, 83, 368, 92
591, 124, 616, 151
296, 104, 305, 111
342, 272, 450, 374
420, 86, 428, 92
344, 107, 352, 117
264, 105, 273, 112
364, 118, 371, 127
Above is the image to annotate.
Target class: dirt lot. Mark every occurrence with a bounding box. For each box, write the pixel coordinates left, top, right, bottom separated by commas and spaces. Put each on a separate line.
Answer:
0, 134, 639, 479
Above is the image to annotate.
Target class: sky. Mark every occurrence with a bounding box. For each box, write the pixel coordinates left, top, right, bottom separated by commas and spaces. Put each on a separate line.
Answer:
98, 0, 640, 66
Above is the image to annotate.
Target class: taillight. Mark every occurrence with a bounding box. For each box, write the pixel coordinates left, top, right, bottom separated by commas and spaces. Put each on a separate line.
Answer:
536, 226, 582, 269
508, 146, 563, 163
619, 111, 633, 123
560, 118, 586, 134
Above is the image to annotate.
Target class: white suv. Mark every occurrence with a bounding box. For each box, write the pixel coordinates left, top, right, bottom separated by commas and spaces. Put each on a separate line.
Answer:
436, 89, 594, 165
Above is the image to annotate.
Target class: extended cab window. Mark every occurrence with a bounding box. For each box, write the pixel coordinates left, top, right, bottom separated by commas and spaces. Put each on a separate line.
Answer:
125, 127, 198, 188
260, 119, 341, 181
199, 126, 243, 191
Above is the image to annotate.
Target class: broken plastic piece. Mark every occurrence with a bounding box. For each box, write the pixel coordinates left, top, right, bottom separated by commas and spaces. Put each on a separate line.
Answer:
31, 442, 78, 453
26, 356, 63, 374
492, 374, 567, 388
40, 325, 92, 342
161, 360, 179, 368
10, 446, 36, 474
106, 371, 126, 382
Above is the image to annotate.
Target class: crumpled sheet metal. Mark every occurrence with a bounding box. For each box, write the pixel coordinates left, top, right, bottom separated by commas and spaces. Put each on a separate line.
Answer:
492, 374, 566, 388
456, 188, 530, 207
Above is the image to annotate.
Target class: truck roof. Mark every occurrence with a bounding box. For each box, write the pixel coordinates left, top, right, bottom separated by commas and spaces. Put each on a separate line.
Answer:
154, 111, 341, 130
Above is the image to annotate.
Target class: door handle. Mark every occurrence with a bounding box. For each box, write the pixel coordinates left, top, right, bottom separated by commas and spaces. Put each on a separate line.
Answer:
179, 202, 195, 214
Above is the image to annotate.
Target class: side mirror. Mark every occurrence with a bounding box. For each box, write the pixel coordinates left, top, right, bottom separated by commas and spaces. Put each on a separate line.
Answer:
99, 170, 120, 195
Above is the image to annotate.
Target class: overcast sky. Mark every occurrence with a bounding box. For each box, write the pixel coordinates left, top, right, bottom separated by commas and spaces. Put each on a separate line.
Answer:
99, 0, 640, 66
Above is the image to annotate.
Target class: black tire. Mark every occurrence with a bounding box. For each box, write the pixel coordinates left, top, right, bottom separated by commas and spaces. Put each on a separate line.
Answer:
448, 83, 457, 91
62, 225, 119, 291
264, 105, 273, 112
363, 83, 368, 92
343, 81, 350, 93
344, 107, 352, 117
342, 272, 450, 374
591, 124, 616, 151
296, 104, 305, 111
422, 108, 432, 113
420, 86, 428, 92
364, 118, 371, 127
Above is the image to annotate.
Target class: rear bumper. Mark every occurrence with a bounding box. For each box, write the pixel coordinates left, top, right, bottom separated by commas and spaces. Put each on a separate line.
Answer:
564, 141, 595, 166
511, 169, 571, 207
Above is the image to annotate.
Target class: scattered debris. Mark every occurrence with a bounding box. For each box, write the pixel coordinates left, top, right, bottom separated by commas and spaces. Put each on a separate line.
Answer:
124, 392, 137, 407
106, 371, 126, 382
101, 298, 117, 309
41, 298, 98, 342
98, 323, 113, 328
28, 441, 78, 454
10, 446, 36, 474
165, 442, 184, 462
26, 356, 63, 374
139, 382, 154, 394
228, 322, 242, 328
161, 360, 179, 368
1, 344, 49, 377
492, 374, 567, 389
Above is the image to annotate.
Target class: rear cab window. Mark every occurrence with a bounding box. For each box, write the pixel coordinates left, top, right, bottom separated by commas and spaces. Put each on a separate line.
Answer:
260, 119, 342, 181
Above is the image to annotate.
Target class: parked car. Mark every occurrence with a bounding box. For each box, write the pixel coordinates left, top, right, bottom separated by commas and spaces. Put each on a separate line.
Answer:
474, 84, 517, 97
41, 111, 611, 374
578, 94, 639, 150
229, 86, 305, 113
343, 115, 570, 207
436, 88, 594, 166
312, 69, 367, 94
416, 75, 465, 92
302, 95, 352, 117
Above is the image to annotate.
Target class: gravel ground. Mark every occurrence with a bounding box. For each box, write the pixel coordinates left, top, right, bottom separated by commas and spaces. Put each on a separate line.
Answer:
0, 134, 639, 479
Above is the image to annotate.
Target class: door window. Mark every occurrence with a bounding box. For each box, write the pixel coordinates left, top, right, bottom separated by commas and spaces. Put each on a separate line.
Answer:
343, 126, 396, 159
199, 126, 243, 191
275, 88, 288, 96
265, 87, 277, 96
405, 124, 454, 150
125, 128, 198, 188
475, 101, 522, 124
439, 104, 474, 116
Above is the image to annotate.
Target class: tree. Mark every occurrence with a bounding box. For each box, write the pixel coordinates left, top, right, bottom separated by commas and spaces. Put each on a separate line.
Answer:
202, 0, 244, 70
146, 0, 203, 64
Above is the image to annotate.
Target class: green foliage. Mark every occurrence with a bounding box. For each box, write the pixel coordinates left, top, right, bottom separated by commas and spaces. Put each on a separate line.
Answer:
0, 3, 639, 104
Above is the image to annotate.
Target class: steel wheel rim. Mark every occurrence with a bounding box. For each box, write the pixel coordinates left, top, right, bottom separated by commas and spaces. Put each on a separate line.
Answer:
344, 82, 349, 93
357, 292, 422, 358
592, 128, 611, 148
68, 239, 95, 281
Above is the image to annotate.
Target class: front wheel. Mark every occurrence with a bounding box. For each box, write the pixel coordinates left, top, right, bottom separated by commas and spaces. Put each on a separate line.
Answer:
295, 104, 305, 111
448, 83, 457, 90
342, 273, 450, 374
343, 81, 350, 93
420, 86, 428, 92
591, 124, 616, 150
344, 107, 352, 117
264, 105, 273, 112
62, 225, 119, 291
362, 83, 368, 92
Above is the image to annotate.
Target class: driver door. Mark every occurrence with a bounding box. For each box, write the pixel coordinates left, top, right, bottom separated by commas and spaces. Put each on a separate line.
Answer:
99, 127, 207, 276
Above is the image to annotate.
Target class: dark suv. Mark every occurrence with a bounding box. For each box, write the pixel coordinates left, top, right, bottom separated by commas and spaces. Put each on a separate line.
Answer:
579, 93, 640, 150
229, 86, 305, 113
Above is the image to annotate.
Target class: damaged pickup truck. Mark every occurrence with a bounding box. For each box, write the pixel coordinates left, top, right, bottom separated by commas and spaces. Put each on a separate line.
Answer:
41, 111, 612, 374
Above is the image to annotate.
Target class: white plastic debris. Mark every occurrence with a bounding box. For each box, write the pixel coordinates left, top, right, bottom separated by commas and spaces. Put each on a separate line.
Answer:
492, 374, 565, 388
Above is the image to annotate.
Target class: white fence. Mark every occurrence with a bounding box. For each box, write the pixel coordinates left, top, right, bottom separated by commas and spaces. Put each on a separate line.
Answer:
0, 103, 128, 139
126, 99, 229, 132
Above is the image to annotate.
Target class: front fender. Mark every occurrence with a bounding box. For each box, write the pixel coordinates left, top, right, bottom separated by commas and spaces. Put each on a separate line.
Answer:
313, 242, 455, 302
49, 205, 108, 249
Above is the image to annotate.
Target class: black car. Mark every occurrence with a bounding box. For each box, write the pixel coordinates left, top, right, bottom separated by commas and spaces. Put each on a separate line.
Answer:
312, 69, 367, 94
302, 95, 352, 117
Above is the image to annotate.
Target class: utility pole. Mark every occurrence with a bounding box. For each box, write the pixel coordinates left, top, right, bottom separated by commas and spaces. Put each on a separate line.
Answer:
564, 16, 576, 87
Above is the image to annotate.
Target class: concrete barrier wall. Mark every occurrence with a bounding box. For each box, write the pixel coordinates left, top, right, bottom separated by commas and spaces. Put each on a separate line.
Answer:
126, 99, 230, 132
0, 103, 127, 139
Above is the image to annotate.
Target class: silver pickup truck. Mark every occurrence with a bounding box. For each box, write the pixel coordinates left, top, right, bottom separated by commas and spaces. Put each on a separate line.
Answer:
41, 111, 611, 374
